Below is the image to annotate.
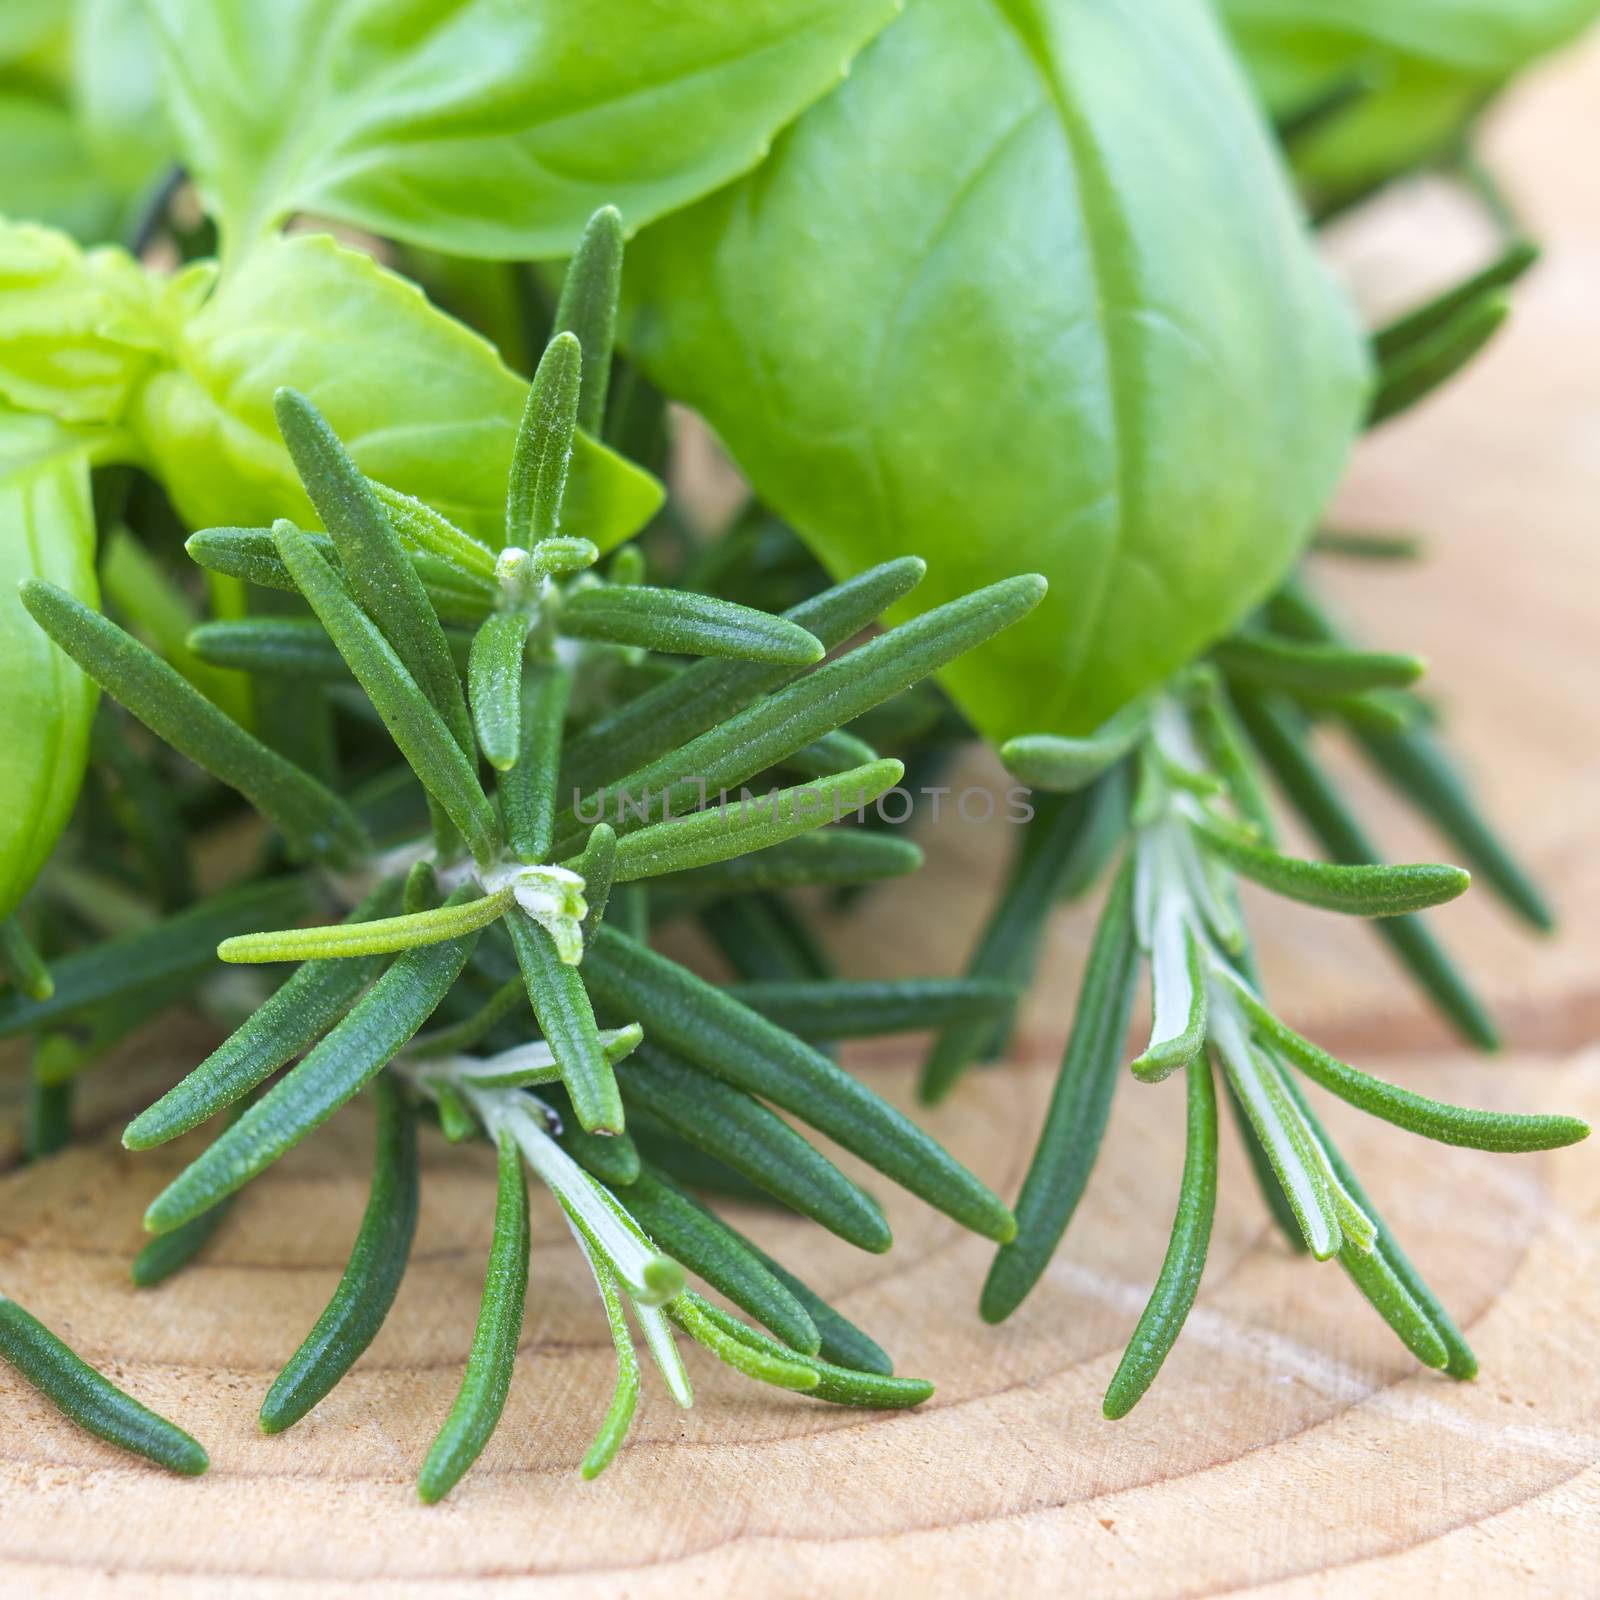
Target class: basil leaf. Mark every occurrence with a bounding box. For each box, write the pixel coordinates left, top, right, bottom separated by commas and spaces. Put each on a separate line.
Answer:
628, 0, 1370, 743
1220, 0, 1600, 201
144, 0, 897, 258
137, 233, 662, 549
0, 411, 98, 921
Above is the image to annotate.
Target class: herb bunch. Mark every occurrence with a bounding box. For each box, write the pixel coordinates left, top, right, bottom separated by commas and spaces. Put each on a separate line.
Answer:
1, 216, 1036, 1495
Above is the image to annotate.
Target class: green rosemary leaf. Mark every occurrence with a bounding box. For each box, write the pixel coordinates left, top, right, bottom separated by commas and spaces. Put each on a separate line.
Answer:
483, 1094, 679, 1303
999, 700, 1148, 791
219, 888, 512, 965
1354, 723, 1553, 931
260, 1075, 420, 1433
188, 618, 349, 679
630, 1296, 693, 1409
467, 611, 533, 772
627, 1116, 773, 1205
27, 1070, 72, 1158
622, 1166, 820, 1353
19, 581, 368, 865
89, 714, 195, 910
554, 1110, 642, 1188
1373, 240, 1538, 362
274, 389, 474, 758
559, 557, 927, 793
587, 928, 1014, 1243
1213, 633, 1424, 697
507, 332, 582, 545
554, 206, 624, 436
1273, 68, 1374, 145
651, 830, 921, 898
677, 1296, 932, 1408
1337, 1234, 1450, 1369
130, 1193, 237, 1288
616, 1042, 891, 1253
980, 862, 1140, 1323
1310, 529, 1425, 561
699, 891, 830, 983
370, 483, 498, 581
1208, 998, 1340, 1260
411, 976, 527, 1059
1277, 1073, 1456, 1373
1368, 292, 1510, 428
99, 528, 248, 722
433, 1079, 477, 1143
529, 536, 601, 579
501, 662, 571, 865
417, 1129, 529, 1503
403, 861, 440, 915
575, 822, 619, 940
0, 878, 308, 1046
1188, 810, 1469, 917
1103, 1056, 1218, 1418
188, 524, 497, 616
611, 760, 903, 882
560, 585, 825, 666
560, 574, 1046, 857
1233, 689, 1500, 1049
922, 780, 1124, 1103
145, 890, 480, 1231
275, 524, 499, 865
122, 870, 409, 1158
131, 1102, 249, 1287
0, 917, 52, 1002
731, 977, 1016, 1040
1261, 579, 1547, 929
1307, 690, 1415, 737
777, 728, 880, 780
1130, 906, 1207, 1084
447, 1024, 643, 1090
0, 1294, 208, 1476
1222, 1070, 1308, 1252
1221, 974, 1586, 1152
569, 1228, 639, 1480
740, 1239, 894, 1376
185, 526, 311, 592
504, 908, 622, 1135
669, 1292, 819, 1391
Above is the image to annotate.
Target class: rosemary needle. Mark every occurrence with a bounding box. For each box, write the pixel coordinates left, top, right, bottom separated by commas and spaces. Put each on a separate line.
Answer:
260, 1075, 420, 1432
0, 1294, 208, 1475
418, 1130, 530, 1502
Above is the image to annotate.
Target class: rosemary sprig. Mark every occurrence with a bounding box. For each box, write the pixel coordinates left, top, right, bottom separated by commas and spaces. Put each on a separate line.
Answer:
11, 209, 1037, 1492
981, 662, 1587, 1413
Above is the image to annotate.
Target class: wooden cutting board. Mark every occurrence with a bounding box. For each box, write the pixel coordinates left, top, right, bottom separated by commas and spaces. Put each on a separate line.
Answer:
4, 42, 1599, 1600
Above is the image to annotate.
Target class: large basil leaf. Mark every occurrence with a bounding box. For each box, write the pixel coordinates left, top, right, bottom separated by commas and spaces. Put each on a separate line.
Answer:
134, 233, 660, 545
629, 0, 1370, 742
1218, 0, 1600, 201
0, 409, 99, 921
143, 0, 897, 259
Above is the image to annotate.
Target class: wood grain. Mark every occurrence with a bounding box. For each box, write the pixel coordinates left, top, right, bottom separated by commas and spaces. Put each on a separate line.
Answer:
4, 41, 1600, 1600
